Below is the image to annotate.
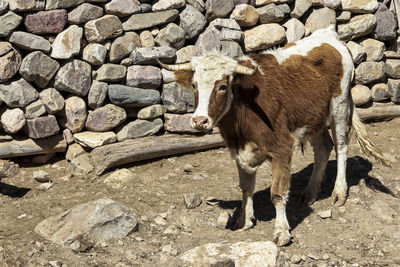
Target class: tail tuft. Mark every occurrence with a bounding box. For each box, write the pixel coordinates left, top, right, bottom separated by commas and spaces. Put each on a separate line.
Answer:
352, 111, 392, 167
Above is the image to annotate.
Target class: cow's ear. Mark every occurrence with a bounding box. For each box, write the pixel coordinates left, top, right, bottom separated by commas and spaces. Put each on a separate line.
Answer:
174, 70, 194, 89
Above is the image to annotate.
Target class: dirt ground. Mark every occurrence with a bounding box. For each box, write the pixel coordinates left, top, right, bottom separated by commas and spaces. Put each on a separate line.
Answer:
1, 118, 400, 267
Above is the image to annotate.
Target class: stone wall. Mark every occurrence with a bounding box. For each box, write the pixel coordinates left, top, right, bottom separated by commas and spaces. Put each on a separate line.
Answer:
0, 0, 399, 157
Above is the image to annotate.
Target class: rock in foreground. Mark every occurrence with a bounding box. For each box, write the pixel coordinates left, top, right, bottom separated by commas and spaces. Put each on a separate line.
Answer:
35, 198, 138, 251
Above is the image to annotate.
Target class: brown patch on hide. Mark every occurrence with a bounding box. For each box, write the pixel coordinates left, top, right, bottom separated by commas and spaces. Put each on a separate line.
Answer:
208, 76, 229, 123
218, 43, 344, 162
282, 42, 296, 49
174, 70, 194, 89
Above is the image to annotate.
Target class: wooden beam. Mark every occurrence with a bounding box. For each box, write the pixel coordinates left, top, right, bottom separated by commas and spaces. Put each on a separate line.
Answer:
90, 134, 225, 175
0, 134, 67, 159
356, 104, 400, 121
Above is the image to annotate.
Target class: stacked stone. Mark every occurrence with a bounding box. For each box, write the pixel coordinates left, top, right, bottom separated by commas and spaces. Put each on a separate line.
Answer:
0, 0, 398, 152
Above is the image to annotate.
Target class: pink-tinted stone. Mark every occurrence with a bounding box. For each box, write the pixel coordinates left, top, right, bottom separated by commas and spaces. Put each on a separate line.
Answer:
164, 113, 201, 133
126, 65, 162, 89
25, 115, 60, 139
24, 9, 67, 34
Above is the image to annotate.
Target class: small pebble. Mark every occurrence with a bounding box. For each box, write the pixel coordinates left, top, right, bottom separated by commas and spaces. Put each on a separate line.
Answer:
135, 237, 144, 242
317, 209, 332, 219
290, 254, 302, 264
322, 254, 330, 260
35, 241, 44, 251
159, 212, 168, 219
27, 251, 34, 257
338, 206, 347, 213
217, 211, 231, 226
141, 215, 148, 221
49, 261, 62, 267
18, 214, 27, 219
117, 240, 124, 246
154, 216, 168, 225
33, 170, 50, 183
37, 182, 53, 191
183, 164, 194, 172
164, 224, 180, 235
183, 193, 202, 209
193, 173, 207, 180
308, 254, 320, 260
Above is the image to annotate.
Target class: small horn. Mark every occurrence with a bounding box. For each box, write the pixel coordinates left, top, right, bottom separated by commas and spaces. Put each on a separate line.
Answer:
156, 59, 192, 71
235, 65, 256, 75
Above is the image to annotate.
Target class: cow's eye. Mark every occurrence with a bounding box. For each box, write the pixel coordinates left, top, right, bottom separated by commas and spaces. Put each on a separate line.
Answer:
218, 85, 227, 93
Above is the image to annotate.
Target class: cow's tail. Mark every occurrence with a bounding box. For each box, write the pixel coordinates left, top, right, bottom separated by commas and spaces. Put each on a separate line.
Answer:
351, 109, 392, 167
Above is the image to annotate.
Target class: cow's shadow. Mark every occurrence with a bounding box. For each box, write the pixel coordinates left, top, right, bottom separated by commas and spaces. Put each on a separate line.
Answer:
218, 156, 395, 231
0, 181, 30, 198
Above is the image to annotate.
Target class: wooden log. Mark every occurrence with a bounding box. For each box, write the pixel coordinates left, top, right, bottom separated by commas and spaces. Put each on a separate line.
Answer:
0, 134, 67, 159
91, 134, 225, 175
356, 105, 400, 121
0, 160, 19, 178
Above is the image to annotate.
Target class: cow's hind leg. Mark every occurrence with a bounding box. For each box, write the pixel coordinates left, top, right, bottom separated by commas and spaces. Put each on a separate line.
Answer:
234, 163, 256, 231
271, 157, 292, 246
301, 128, 333, 205
330, 99, 351, 206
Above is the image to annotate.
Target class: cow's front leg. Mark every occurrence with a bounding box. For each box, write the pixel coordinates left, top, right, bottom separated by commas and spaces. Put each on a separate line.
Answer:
271, 157, 292, 246
234, 161, 256, 232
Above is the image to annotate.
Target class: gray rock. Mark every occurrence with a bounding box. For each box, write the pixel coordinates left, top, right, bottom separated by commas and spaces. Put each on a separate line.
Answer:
85, 104, 127, 132
137, 104, 166, 119
153, 0, 185, 11
0, 0, 8, 14
305, 7, 336, 36
336, 11, 351, 22
84, 15, 123, 43
371, 83, 389, 102
55, 60, 92, 96
1, 108, 26, 134
183, 193, 202, 209
179, 5, 207, 39
105, 0, 141, 17
317, 209, 332, 219
221, 40, 244, 57
209, 18, 241, 30
244, 23, 286, 52
283, 18, 305, 43
388, 79, 400, 103
68, 153, 94, 176
45, 0, 86, 10
26, 115, 60, 139
8, 0, 44, 12
0, 78, 38, 108
0, 42, 21, 82
355, 61, 386, 85
139, 30, 155, 48
39, 88, 64, 114
35, 199, 138, 251
19, 51, 60, 88
338, 14, 376, 41
122, 9, 179, 31
177, 241, 278, 266
66, 143, 85, 161
126, 65, 162, 89
82, 43, 107, 65
88, 81, 108, 109
25, 100, 46, 119
0, 11, 22, 37
323, 0, 340, 9
186, 0, 205, 12
63, 128, 74, 144
195, 26, 221, 54
51, 25, 83, 59
341, 0, 378, 13
68, 3, 103, 24
161, 82, 195, 113
140, 3, 152, 12
116, 118, 163, 141
33, 170, 50, 183
110, 32, 141, 63
205, 0, 234, 21
386, 59, 400, 79
230, 4, 259, 27
95, 64, 126, 82
74, 131, 117, 148
351, 84, 371, 106
176, 45, 200, 63
9, 31, 51, 53
130, 47, 176, 65
63, 96, 87, 133
361, 38, 385, 62
290, 0, 311, 19
220, 28, 243, 42
155, 23, 186, 49
108, 84, 161, 107
373, 8, 396, 41
164, 113, 200, 133
346, 41, 366, 64
258, 3, 285, 23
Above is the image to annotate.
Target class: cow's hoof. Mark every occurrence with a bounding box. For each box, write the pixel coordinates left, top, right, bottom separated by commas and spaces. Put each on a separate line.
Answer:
273, 232, 292, 246
331, 190, 347, 206
299, 190, 317, 206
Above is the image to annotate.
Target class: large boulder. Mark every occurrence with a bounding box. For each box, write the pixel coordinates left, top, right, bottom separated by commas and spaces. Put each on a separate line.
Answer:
108, 84, 161, 107
155, 23, 186, 49
179, 5, 207, 39
0, 11, 22, 37
51, 25, 83, 59
0, 42, 21, 82
68, 3, 103, 24
244, 24, 285, 52
109, 32, 141, 63
304, 7, 336, 36
0, 78, 38, 108
54, 60, 92, 96
85, 104, 127, 132
24, 10, 67, 34
35, 199, 138, 251
337, 14, 376, 41
84, 15, 123, 43
9, 31, 51, 53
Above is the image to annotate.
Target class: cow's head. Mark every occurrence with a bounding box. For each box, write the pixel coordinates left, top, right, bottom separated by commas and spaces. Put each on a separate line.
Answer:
158, 54, 255, 131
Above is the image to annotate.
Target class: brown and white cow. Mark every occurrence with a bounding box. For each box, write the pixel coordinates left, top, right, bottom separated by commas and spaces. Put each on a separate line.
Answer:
159, 25, 389, 246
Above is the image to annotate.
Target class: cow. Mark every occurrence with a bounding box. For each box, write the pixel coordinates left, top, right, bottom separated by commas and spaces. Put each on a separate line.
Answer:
158, 25, 390, 246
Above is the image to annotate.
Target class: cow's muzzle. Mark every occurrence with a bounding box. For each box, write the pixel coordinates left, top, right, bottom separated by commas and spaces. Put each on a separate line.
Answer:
191, 116, 212, 131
